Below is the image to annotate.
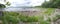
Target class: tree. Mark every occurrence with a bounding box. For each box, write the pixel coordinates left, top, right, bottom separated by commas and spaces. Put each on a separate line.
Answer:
0, 4, 6, 8
0, 0, 11, 8
5, 1, 11, 6
41, 0, 60, 8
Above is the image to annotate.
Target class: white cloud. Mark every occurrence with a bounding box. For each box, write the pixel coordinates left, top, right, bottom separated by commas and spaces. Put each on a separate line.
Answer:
30, 0, 44, 6
0, 0, 49, 11
3, 0, 49, 6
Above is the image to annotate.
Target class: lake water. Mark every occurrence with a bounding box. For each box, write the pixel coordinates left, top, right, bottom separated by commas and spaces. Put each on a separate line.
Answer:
2, 7, 41, 12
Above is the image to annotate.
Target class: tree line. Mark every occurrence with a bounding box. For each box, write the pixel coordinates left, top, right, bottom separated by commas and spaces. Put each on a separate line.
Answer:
41, 0, 60, 8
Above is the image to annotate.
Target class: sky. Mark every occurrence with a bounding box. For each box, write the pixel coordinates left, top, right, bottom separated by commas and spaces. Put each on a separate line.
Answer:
0, 0, 50, 7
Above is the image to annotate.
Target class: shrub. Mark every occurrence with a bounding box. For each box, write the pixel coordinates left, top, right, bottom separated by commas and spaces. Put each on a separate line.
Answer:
53, 15, 60, 22
27, 16, 39, 22
19, 16, 39, 22
56, 15, 60, 19
3, 12, 20, 24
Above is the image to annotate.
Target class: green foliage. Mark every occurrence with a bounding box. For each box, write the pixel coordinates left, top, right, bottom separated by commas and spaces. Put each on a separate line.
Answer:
40, 16, 51, 24
40, 20, 50, 24
53, 16, 58, 22
52, 15, 60, 22
0, 4, 6, 8
3, 12, 19, 16
41, 0, 60, 8
47, 17, 51, 22
39, 16, 51, 24
43, 8, 55, 15
3, 12, 19, 24
27, 16, 39, 22
3, 8, 56, 24
20, 16, 39, 22
3, 12, 39, 24
3, 16, 19, 23
5, 1, 11, 6
56, 15, 60, 19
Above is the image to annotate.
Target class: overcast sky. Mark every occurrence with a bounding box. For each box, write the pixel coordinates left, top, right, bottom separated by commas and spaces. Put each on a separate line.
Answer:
0, 0, 50, 6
